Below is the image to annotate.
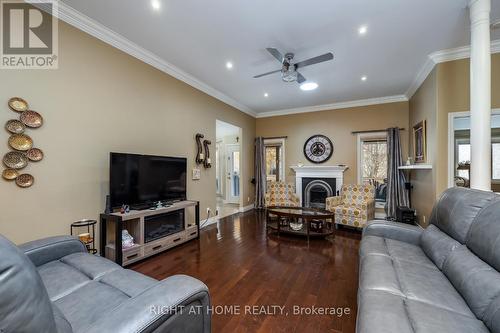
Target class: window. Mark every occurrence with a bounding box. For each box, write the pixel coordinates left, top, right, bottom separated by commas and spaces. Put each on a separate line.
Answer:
493, 143, 500, 180
357, 132, 387, 203
454, 140, 500, 181
264, 138, 285, 183
361, 140, 387, 184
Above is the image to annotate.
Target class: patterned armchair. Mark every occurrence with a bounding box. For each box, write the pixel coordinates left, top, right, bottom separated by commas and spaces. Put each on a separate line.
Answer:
265, 181, 300, 207
325, 184, 375, 228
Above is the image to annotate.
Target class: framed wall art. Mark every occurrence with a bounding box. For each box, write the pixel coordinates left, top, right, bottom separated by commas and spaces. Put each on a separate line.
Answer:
413, 120, 427, 163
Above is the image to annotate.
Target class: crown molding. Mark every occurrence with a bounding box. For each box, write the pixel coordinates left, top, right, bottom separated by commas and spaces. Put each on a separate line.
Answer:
39, 1, 256, 117
405, 57, 436, 99
406, 39, 500, 98
255, 95, 408, 118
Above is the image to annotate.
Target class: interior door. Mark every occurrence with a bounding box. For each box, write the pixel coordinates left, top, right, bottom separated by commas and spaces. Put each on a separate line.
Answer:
226, 144, 240, 204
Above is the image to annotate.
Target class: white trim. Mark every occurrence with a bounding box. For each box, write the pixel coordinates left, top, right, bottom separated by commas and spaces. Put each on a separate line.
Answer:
406, 39, 500, 98
447, 109, 500, 188
290, 165, 348, 205
239, 204, 255, 213
256, 95, 408, 118
356, 132, 387, 183
48, 1, 256, 117
405, 57, 436, 99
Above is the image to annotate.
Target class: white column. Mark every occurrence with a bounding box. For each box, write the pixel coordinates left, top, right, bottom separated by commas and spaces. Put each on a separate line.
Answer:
469, 0, 491, 191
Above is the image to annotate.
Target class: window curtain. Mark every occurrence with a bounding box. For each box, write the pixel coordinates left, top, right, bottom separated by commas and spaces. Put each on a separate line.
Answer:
386, 127, 409, 219
254, 137, 266, 209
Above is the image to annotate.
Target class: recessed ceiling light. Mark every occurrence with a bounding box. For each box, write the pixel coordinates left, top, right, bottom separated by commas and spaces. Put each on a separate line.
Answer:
358, 25, 368, 35
300, 82, 318, 91
361, 76, 367, 81
226, 62, 233, 69
264, 93, 269, 97
151, 0, 161, 10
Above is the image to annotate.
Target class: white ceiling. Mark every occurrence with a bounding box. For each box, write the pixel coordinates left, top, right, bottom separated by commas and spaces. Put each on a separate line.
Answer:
59, 0, 500, 116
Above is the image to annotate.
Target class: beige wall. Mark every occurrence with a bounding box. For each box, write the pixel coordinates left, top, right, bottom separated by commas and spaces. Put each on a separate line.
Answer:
409, 53, 500, 225
256, 102, 409, 186
408, 68, 437, 227
0, 23, 255, 245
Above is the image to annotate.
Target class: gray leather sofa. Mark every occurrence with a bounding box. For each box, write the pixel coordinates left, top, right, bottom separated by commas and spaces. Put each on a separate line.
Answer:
0, 234, 210, 333
357, 187, 500, 333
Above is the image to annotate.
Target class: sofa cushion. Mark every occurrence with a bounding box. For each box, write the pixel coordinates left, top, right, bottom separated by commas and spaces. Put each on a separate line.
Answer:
38, 252, 158, 332
359, 252, 473, 317
429, 187, 499, 243
421, 224, 461, 270
334, 204, 367, 219
443, 246, 500, 326
360, 235, 436, 269
52, 303, 73, 333
466, 198, 500, 272
55, 280, 130, 332
357, 290, 489, 333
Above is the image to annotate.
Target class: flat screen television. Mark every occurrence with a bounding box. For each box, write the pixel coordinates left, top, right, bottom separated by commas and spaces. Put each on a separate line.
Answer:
110, 152, 187, 209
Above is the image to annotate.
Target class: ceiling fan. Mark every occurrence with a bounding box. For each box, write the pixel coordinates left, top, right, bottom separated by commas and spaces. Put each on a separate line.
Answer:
253, 48, 334, 84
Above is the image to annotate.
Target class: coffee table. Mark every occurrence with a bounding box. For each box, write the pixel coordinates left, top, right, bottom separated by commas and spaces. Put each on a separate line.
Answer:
266, 206, 335, 242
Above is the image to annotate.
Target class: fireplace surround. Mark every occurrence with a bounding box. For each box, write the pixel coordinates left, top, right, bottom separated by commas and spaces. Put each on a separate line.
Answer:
291, 165, 348, 207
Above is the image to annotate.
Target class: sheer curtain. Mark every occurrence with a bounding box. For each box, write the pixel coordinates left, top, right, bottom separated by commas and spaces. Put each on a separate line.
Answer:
254, 137, 266, 209
386, 128, 409, 219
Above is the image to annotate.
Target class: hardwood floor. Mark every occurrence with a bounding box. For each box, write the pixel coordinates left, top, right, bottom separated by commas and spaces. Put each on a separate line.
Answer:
131, 210, 361, 333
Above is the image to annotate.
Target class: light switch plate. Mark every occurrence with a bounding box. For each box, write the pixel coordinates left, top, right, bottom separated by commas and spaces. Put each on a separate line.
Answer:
192, 168, 201, 180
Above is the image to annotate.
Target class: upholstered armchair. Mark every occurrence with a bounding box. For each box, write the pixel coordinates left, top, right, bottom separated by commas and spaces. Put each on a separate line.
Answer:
325, 184, 375, 228
265, 181, 300, 207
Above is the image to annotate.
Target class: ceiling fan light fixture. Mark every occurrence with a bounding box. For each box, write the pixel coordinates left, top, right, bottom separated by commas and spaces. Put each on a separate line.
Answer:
281, 68, 298, 82
300, 82, 318, 91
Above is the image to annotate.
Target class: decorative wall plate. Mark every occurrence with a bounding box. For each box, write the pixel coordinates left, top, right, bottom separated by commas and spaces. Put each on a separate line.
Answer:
2, 169, 18, 180
5, 119, 25, 134
16, 174, 34, 188
20, 110, 43, 128
3, 151, 28, 169
8, 97, 29, 112
8, 133, 33, 151
26, 148, 43, 161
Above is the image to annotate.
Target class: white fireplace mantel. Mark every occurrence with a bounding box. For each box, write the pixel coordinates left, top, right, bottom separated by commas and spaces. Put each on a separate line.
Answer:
290, 165, 349, 205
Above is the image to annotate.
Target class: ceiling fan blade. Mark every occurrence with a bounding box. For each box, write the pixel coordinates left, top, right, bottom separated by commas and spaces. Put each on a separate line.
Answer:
266, 48, 284, 63
295, 53, 334, 69
297, 72, 307, 84
253, 69, 282, 78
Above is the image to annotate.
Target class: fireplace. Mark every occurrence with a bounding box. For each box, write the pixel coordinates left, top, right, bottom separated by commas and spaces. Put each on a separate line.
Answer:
291, 165, 348, 207
303, 178, 336, 209
144, 209, 185, 243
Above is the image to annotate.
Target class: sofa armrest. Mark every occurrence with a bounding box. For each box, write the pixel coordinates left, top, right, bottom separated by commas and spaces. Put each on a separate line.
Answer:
86, 275, 210, 333
19, 235, 86, 267
363, 220, 422, 245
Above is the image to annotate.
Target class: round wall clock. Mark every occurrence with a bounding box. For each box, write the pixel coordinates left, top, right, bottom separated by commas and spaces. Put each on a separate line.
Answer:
303, 134, 333, 163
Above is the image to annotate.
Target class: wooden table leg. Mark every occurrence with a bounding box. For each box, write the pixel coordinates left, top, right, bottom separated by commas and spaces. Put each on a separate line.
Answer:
306, 218, 310, 243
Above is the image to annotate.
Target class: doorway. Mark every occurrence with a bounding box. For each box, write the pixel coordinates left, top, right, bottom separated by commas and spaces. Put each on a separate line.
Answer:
216, 120, 242, 218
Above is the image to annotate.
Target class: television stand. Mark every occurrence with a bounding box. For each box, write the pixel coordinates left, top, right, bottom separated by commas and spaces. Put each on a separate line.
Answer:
99, 200, 199, 266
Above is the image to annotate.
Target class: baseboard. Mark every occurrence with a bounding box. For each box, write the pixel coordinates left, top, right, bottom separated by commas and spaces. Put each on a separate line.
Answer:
200, 216, 219, 229
239, 204, 254, 213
